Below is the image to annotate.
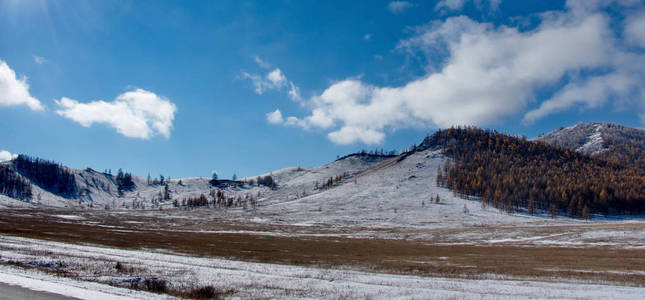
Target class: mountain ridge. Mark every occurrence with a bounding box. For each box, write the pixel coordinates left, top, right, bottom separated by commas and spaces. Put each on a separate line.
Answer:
536, 121, 645, 169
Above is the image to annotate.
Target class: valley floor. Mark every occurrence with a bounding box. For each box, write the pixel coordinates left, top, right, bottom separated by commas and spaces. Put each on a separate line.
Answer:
1, 209, 644, 299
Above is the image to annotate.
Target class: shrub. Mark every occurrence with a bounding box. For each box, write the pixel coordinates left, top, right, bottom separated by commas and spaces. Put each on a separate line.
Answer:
187, 285, 233, 300
144, 278, 168, 293
189, 285, 216, 299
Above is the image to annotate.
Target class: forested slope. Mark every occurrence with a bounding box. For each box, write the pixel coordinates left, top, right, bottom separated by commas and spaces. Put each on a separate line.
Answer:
428, 127, 645, 217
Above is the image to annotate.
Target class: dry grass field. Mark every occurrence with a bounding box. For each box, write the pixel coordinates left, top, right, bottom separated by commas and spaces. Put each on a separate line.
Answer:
1, 208, 644, 290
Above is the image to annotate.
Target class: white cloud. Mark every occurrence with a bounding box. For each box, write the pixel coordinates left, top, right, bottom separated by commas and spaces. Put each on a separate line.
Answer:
55, 89, 177, 139
277, 1, 645, 144
624, 10, 645, 48
33, 55, 46, 64
284, 116, 309, 128
243, 59, 302, 103
387, 1, 413, 14
435, 0, 466, 11
435, 0, 501, 12
328, 126, 385, 145
0, 150, 17, 162
242, 68, 286, 95
0, 60, 43, 111
242, 72, 265, 94
523, 72, 640, 124
363, 34, 372, 40
244, 68, 301, 101
253, 56, 271, 69
522, 1, 645, 123
266, 109, 284, 124
266, 69, 287, 87
287, 82, 301, 102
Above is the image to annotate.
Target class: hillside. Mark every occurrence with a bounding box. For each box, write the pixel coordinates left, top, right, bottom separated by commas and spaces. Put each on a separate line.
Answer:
537, 122, 645, 169
431, 127, 645, 217
0, 152, 392, 211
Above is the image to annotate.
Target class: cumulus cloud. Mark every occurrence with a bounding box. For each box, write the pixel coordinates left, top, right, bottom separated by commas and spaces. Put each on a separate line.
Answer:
55, 89, 177, 139
387, 1, 413, 14
266, 109, 284, 124
274, 0, 645, 144
243, 58, 302, 102
0, 150, 17, 162
0, 60, 43, 111
328, 126, 385, 145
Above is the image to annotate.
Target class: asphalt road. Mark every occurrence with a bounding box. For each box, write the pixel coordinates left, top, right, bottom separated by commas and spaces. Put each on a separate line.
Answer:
0, 282, 78, 300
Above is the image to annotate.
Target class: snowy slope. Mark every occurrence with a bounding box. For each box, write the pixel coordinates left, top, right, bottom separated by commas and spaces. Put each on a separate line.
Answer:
536, 121, 645, 155
0, 153, 386, 210
243, 148, 548, 229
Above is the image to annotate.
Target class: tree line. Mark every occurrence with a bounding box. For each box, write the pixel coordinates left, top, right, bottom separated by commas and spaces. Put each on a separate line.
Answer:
0, 165, 32, 200
13, 155, 77, 198
175, 189, 259, 210
336, 149, 398, 161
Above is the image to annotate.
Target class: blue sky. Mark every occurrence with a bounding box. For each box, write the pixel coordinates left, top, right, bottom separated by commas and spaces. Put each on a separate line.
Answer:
1, 0, 644, 179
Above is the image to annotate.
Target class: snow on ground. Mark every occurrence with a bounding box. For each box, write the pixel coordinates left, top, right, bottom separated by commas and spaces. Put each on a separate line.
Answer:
577, 123, 605, 154
0, 264, 172, 299
223, 149, 580, 230
0, 195, 32, 208
1, 234, 644, 299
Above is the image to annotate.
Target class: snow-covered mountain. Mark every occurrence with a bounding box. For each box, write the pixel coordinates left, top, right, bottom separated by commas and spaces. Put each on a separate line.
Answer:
535, 122, 645, 169
536, 122, 645, 155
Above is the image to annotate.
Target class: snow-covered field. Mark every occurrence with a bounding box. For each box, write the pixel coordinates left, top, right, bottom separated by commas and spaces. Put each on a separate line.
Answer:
0, 267, 165, 300
1, 235, 644, 299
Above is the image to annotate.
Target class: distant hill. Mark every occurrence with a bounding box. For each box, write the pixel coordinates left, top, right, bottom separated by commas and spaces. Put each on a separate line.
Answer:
0, 151, 390, 211
536, 122, 645, 169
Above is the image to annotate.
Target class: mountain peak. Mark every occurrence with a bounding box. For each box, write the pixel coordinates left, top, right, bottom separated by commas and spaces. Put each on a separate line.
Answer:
537, 122, 645, 168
